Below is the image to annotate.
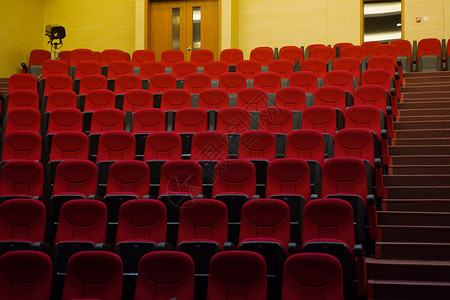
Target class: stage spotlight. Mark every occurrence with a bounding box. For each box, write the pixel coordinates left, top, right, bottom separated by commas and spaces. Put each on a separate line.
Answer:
45, 25, 66, 59
45, 25, 66, 40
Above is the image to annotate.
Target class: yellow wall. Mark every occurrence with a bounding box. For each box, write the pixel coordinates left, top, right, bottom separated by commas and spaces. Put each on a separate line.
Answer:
0, 0, 44, 77
42, 0, 136, 54
236, 0, 361, 59
403, 0, 450, 41
4, 0, 450, 78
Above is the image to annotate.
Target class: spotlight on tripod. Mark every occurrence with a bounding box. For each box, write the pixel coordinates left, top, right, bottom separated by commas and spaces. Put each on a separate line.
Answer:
45, 25, 66, 59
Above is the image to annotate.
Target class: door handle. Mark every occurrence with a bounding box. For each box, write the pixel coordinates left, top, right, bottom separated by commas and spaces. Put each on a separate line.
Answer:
187, 47, 192, 51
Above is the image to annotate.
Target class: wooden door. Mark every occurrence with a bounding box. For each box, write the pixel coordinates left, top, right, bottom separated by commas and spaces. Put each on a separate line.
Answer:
149, 0, 219, 61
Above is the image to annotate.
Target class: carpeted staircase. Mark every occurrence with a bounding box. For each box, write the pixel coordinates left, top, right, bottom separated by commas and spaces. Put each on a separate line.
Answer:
0, 78, 8, 96
367, 71, 450, 299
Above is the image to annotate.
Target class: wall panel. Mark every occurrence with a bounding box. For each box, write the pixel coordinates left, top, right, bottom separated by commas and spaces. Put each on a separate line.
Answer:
43, 0, 136, 54
0, 0, 43, 77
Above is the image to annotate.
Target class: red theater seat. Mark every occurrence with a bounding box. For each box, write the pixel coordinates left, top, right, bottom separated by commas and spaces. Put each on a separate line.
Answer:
172, 61, 197, 79
7, 73, 37, 94
0, 250, 52, 299
220, 48, 244, 65
204, 61, 228, 81
5, 90, 39, 113
101, 49, 126, 66
61, 251, 123, 300
139, 61, 165, 79
1, 131, 42, 162
161, 49, 185, 67
0, 160, 44, 202
44, 90, 78, 112
282, 253, 344, 300
341, 45, 367, 63
301, 198, 367, 299
70, 48, 94, 66
237, 87, 267, 111
0, 199, 46, 254
103, 160, 150, 221
207, 251, 267, 300
107, 61, 133, 79
301, 59, 327, 80
131, 49, 155, 67
115, 199, 166, 274
78, 74, 107, 95
135, 251, 194, 300
123, 89, 153, 112
279, 46, 304, 64
237, 60, 261, 79
190, 49, 214, 67
250, 46, 274, 66
148, 73, 177, 93
289, 71, 320, 94
4, 107, 41, 134
46, 108, 83, 134
41, 59, 68, 78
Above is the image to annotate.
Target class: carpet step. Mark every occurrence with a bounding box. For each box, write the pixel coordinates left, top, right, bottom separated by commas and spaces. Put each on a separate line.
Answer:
402, 85, 450, 92
384, 174, 450, 186
384, 186, 450, 199
394, 120, 450, 130
404, 71, 450, 77
393, 138, 450, 145
366, 258, 450, 282
402, 91, 450, 99
382, 199, 450, 212
377, 226, 450, 243
398, 101, 450, 109
388, 165, 450, 175
376, 242, 450, 260
397, 116, 450, 123
367, 279, 450, 300
404, 76, 450, 84
394, 129, 450, 138
389, 145, 450, 155
398, 108, 450, 116
378, 211, 450, 226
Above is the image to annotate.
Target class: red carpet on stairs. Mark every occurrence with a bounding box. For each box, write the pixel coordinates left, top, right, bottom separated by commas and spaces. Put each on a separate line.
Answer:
367, 71, 450, 299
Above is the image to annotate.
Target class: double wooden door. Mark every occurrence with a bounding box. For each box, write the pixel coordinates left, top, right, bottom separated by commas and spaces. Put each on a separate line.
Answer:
149, 0, 219, 61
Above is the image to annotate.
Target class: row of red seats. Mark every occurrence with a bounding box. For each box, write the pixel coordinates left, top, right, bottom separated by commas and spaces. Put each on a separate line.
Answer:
11, 56, 400, 98
26, 37, 445, 73
25, 51, 399, 81
0, 196, 365, 299
0, 157, 378, 247
4, 81, 393, 133
0, 248, 347, 300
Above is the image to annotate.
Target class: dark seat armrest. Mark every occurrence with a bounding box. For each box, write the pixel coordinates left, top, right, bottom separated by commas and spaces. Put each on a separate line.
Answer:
374, 158, 382, 168
287, 242, 300, 255
367, 194, 376, 206
386, 106, 392, 115
94, 243, 113, 251
389, 88, 396, 97
310, 193, 319, 200
32, 196, 47, 204
31, 242, 51, 254
87, 194, 101, 200
394, 71, 400, 80
223, 242, 236, 251
156, 242, 175, 251
353, 244, 365, 256
142, 194, 153, 199
196, 194, 205, 199
252, 194, 261, 199
381, 129, 388, 139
